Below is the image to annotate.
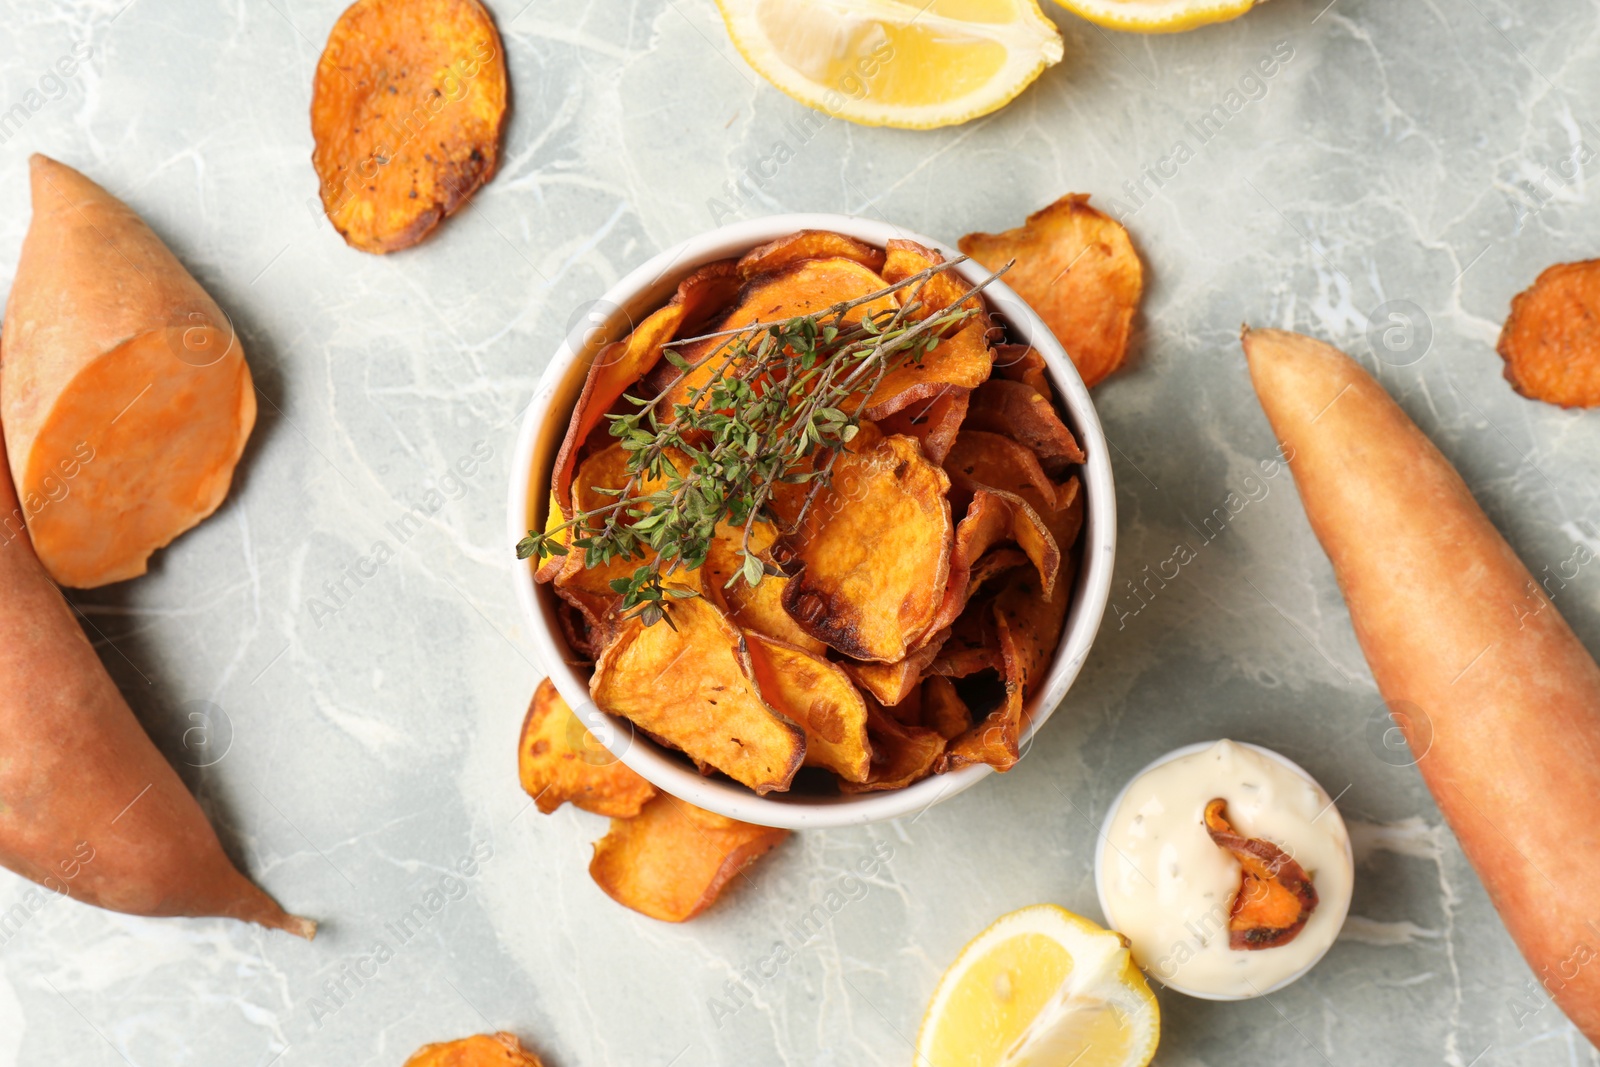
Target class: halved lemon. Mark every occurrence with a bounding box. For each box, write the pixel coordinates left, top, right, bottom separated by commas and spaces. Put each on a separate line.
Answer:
714, 0, 1064, 130
916, 904, 1159, 1067
1051, 0, 1258, 33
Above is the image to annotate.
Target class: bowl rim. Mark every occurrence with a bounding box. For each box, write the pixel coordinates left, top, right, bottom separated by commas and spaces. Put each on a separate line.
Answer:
507, 212, 1117, 829
1092, 739, 1356, 1001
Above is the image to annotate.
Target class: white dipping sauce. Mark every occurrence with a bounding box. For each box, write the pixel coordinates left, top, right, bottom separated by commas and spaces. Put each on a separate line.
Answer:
1096, 740, 1353, 999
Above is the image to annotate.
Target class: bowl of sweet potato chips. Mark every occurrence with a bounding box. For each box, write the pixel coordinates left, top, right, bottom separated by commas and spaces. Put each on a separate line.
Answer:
510, 213, 1118, 829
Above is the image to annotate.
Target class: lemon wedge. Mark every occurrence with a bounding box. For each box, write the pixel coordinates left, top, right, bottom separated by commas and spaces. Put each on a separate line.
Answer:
916, 904, 1159, 1067
1051, 0, 1258, 33
714, 0, 1064, 129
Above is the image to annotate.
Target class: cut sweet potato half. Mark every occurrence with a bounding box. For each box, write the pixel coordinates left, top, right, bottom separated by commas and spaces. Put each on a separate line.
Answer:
743, 633, 871, 783
403, 1032, 545, 1067
1, 156, 255, 589
590, 595, 803, 794
312, 0, 508, 253
781, 434, 953, 662
588, 794, 789, 922
518, 679, 656, 817
1203, 797, 1319, 950
1496, 258, 1600, 408
738, 229, 886, 279
960, 194, 1143, 388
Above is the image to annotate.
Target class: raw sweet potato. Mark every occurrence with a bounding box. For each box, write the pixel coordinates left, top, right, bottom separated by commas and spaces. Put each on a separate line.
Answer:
588, 794, 789, 922
1496, 258, 1600, 408
404, 1032, 545, 1067
959, 195, 1143, 388
518, 679, 656, 817
1243, 326, 1600, 1041
0, 434, 310, 936
311, 0, 508, 253
1, 156, 256, 589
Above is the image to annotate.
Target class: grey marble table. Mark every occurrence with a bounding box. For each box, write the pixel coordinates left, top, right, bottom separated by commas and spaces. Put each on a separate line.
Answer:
2, 0, 1599, 1064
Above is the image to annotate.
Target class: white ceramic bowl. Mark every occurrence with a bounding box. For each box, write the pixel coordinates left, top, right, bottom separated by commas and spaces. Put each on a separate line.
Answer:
1093, 741, 1354, 1000
508, 213, 1116, 829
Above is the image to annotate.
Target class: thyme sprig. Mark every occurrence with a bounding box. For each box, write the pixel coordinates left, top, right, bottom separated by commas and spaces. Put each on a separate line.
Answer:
518, 257, 1007, 626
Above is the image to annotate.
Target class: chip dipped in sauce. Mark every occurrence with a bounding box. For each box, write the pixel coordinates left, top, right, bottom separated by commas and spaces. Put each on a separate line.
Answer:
1095, 740, 1353, 999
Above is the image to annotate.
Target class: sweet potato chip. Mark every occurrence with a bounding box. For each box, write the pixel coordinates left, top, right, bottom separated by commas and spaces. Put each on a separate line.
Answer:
744, 633, 871, 783
551, 260, 742, 510
875, 386, 969, 465
921, 675, 972, 741
843, 630, 948, 707
664, 257, 897, 413
591, 595, 803, 794
932, 590, 1003, 679
703, 520, 826, 654
1203, 798, 1319, 950
781, 434, 953, 662
738, 230, 887, 279
992, 343, 1051, 396
519, 679, 656, 817
589, 793, 789, 922
881, 239, 984, 324
312, 0, 508, 253
965, 379, 1086, 467
925, 488, 1060, 637
861, 321, 994, 422
1496, 258, 1600, 408
840, 699, 946, 794
944, 430, 1059, 512
959, 194, 1143, 388
403, 1032, 544, 1067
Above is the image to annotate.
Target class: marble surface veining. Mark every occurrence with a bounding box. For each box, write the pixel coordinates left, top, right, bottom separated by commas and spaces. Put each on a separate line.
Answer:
1, 0, 1599, 1064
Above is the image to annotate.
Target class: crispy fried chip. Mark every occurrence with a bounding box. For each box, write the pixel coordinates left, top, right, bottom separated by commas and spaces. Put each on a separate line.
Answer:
1496, 258, 1600, 408
1203, 798, 1320, 950
591, 596, 803, 794
704, 521, 826, 654
959, 194, 1143, 388
744, 633, 872, 782
312, 0, 508, 253
925, 489, 1060, 637
738, 230, 887, 278
589, 794, 789, 922
403, 1032, 545, 1067
551, 261, 742, 510
781, 434, 953, 662
932, 590, 1003, 679
965, 379, 1086, 467
875, 386, 969, 465
944, 430, 1059, 512
992, 343, 1051, 395
841, 698, 946, 794
518, 679, 656, 817
664, 257, 897, 412
862, 321, 993, 422
843, 630, 948, 707
881, 239, 984, 324
921, 675, 972, 741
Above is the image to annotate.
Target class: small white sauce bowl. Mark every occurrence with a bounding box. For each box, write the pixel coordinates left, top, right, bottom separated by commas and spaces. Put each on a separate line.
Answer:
508, 213, 1117, 830
1093, 740, 1354, 1001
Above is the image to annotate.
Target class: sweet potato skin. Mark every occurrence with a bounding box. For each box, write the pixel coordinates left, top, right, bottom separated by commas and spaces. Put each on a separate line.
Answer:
0, 434, 311, 936
1243, 326, 1600, 1041
1, 155, 256, 588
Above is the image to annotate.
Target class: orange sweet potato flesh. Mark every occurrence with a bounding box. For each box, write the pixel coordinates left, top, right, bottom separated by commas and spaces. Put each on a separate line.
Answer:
703, 519, 826, 654
0, 435, 311, 937
403, 1032, 545, 1067
1, 156, 256, 589
1203, 798, 1318, 950
842, 632, 948, 707
589, 794, 789, 922
1496, 259, 1600, 408
959, 195, 1143, 388
311, 0, 508, 253
590, 595, 803, 794
1243, 326, 1600, 1040
518, 679, 656, 817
